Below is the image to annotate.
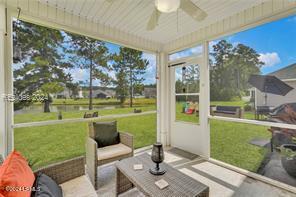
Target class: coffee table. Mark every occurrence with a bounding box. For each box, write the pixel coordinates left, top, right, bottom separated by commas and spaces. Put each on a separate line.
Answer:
115, 153, 209, 197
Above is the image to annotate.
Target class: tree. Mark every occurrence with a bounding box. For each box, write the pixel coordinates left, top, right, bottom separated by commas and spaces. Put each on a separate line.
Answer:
210, 40, 263, 101
68, 34, 110, 110
113, 61, 129, 104
40, 82, 63, 112
133, 83, 144, 95
181, 65, 200, 93
66, 82, 80, 99
112, 47, 148, 107
13, 20, 73, 112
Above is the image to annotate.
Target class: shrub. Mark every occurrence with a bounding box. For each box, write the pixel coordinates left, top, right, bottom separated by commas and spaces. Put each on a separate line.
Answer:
244, 104, 252, 111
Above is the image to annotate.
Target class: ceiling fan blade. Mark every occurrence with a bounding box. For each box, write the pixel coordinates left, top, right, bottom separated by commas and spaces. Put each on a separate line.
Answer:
180, 0, 207, 21
146, 8, 161, 31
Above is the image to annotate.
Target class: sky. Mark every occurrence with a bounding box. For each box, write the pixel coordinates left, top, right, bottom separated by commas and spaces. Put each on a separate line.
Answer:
69, 42, 157, 86
14, 14, 295, 86
13, 27, 157, 87
170, 14, 296, 75
210, 14, 296, 75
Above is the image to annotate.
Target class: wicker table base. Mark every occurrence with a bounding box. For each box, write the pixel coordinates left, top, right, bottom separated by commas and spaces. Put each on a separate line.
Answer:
116, 153, 209, 197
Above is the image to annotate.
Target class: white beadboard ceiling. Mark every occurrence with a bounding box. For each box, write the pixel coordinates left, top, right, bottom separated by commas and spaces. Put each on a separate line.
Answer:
38, 0, 269, 44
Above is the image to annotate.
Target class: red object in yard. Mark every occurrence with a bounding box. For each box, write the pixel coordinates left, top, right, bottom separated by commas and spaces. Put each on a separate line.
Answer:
186, 109, 194, 114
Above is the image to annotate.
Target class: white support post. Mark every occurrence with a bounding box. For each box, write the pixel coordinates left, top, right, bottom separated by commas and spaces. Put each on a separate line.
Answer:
157, 52, 170, 146
156, 53, 161, 142
5, 7, 13, 154
0, 3, 7, 157
199, 41, 210, 158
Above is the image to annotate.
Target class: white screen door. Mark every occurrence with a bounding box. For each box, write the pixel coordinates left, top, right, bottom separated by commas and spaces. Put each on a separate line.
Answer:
169, 56, 209, 156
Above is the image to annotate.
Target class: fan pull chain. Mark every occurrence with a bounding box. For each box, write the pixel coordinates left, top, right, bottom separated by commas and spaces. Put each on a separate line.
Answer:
177, 8, 179, 33
156, 9, 158, 27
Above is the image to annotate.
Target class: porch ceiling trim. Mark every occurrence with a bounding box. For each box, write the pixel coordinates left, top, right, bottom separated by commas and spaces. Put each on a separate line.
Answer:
3, 0, 162, 53
164, 0, 296, 53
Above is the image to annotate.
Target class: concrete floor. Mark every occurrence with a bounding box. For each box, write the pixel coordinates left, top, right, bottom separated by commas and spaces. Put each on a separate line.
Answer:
96, 147, 296, 197
250, 137, 296, 187
259, 151, 296, 187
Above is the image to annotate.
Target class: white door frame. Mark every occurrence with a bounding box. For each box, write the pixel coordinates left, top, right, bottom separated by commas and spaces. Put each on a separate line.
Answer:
168, 49, 209, 157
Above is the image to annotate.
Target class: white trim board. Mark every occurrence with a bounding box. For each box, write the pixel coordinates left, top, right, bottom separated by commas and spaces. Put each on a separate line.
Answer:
5, 7, 14, 155
209, 115, 296, 130
0, 4, 7, 157
282, 78, 296, 82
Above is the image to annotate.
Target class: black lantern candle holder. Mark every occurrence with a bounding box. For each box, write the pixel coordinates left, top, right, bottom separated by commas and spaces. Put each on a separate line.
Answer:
149, 142, 166, 175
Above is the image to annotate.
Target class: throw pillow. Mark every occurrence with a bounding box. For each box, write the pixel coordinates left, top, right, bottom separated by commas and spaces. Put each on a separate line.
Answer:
93, 121, 120, 148
34, 173, 63, 197
0, 150, 35, 197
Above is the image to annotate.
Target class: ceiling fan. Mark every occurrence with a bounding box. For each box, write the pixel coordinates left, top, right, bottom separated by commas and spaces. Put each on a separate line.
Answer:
147, 0, 207, 31
106, 0, 207, 31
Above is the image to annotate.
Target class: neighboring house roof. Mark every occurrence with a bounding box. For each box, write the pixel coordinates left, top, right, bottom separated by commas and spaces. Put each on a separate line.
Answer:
93, 89, 113, 97
143, 87, 156, 96
56, 87, 71, 96
268, 63, 296, 80
104, 89, 116, 97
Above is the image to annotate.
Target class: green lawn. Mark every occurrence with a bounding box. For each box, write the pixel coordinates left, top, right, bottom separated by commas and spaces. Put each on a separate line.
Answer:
14, 113, 156, 170
175, 102, 199, 123
175, 100, 257, 122
14, 100, 270, 172
210, 119, 269, 172
175, 101, 269, 171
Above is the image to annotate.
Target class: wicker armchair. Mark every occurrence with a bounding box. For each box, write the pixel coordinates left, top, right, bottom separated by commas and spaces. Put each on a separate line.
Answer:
86, 122, 134, 190
0, 155, 85, 184
0, 155, 85, 185
0, 155, 97, 196
34, 156, 85, 184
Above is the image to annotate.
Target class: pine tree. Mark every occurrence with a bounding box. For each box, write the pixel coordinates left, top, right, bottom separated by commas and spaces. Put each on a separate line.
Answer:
112, 47, 148, 107
68, 34, 110, 110
13, 20, 73, 112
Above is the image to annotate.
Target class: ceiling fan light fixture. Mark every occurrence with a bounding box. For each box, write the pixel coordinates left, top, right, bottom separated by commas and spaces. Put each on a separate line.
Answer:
155, 0, 180, 13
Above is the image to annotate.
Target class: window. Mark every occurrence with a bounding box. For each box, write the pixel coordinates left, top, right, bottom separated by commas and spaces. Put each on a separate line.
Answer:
209, 14, 296, 125
169, 45, 202, 61
209, 14, 296, 187
12, 20, 157, 168
13, 20, 157, 122
175, 64, 200, 123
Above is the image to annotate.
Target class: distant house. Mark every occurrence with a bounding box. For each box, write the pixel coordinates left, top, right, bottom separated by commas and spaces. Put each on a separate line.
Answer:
104, 89, 116, 98
53, 83, 72, 99
92, 89, 116, 99
255, 63, 296, 107
78, 87, 84, 99
80, 86, 116, 99
134, 94, 145, 98
143, 87, 156, 98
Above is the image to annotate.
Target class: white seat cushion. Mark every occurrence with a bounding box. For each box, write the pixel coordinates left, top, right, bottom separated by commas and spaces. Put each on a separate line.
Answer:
60, 175, 97, 197
97, 143, 132, 161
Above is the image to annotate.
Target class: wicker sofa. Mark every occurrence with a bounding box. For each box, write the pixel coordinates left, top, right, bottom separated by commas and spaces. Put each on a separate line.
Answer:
0, 156, 97, 197
86, 122, 134, 190
211, 105, 244, 118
